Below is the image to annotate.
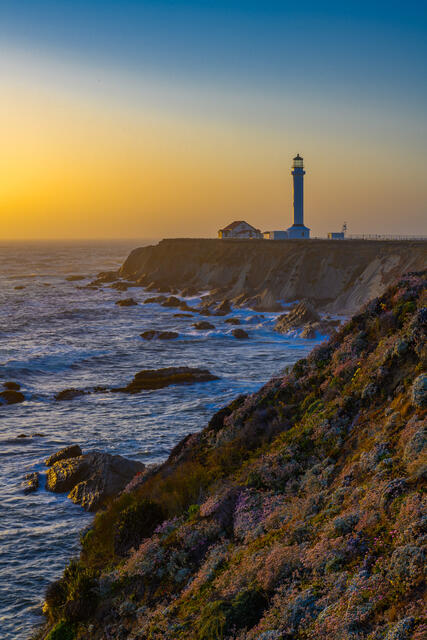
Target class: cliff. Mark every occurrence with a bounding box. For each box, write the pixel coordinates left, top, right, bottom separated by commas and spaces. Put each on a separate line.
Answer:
120, 238, 427, 314
38, 271, 426, 640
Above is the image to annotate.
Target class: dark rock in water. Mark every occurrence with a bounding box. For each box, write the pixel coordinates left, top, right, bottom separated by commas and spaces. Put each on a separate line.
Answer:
4, 381, 21, 390
275, 300, 320, 334
232, 328, 249, 339
110, 281, 129, 291
0, 390, 25, 405
225, 317, 241, 325
93, 270, 118, 284
45, 444, 83, 466
161, 296, 181, 308
144, 295, 167, 304
193, 321, 215, 330
65, 275, 85, 281
140, 330, 179, 340
22, 472, 39, 494
174, 313, 194, 318
214, 299, 232, 315
14, 285, 25, 289
46, 451, 145, 511
115, 298, 138, 306
180, 287, 198, 297
55, 388, 85, 401
115, 367, 219, 393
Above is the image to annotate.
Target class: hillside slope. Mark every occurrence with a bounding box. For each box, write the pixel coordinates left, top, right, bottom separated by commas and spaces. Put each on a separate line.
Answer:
120, 239, 427, 313
39, 272, 426, 640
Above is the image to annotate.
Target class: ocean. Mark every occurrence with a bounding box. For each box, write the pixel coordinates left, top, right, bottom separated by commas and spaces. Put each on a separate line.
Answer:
0, 240, 322, 639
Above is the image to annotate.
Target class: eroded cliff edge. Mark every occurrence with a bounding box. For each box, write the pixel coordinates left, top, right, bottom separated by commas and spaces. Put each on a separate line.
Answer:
120, 238, 427, 313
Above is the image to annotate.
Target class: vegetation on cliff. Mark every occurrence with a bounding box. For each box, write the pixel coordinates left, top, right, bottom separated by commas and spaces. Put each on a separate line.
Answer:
38, 272, 426, 640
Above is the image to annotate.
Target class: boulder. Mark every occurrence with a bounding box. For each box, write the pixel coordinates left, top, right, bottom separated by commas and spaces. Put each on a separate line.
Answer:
193, 321, 215, 330
45, 444, 83, 466
92, 270, 118, 284
411, 374, 427, 407
161, 296, 181, 308
0, 389, 25, 404
225, 317, 241, 325
115, 367, 219, 393
173, 313, 194, 318
55, 389, 85, 401
144, 295, 167, 304
65, 275, 85, 282
115, 298, 138, 306
232, 328, 249, 339
14, 285, 25, 290
140, 330, 178, 340
110, 281, 129, 291
46, 451, 145, 511
22, 472, 39, 494
275, 301, 320, 335
4, 381, 20, 390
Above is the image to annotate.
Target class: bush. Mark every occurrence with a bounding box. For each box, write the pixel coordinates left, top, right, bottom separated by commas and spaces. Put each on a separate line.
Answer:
114, 498, 165, 556
45, 560, 98, 623
197, 587, 268, 639
45, 621, 75, 640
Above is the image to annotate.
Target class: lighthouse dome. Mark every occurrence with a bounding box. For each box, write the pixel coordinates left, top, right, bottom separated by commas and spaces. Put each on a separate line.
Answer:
292, 154, 304, 168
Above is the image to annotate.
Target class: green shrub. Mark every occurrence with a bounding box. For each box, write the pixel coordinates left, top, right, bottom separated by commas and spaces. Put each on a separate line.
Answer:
114, 498, 165, 556
45, 560, 98, 623
198, 600, 231, 640
228, 586, 269, 630
45, 621, 75, 640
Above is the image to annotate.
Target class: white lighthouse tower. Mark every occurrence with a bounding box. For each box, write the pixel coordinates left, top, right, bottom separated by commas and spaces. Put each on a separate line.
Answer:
286, 154, 310, 239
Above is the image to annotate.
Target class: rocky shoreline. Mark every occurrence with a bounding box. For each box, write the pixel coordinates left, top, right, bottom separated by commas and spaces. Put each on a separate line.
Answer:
33, 270, 427, 640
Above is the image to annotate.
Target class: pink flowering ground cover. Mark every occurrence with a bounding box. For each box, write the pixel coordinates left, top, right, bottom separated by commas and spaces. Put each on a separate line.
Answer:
39, 272, 427, 640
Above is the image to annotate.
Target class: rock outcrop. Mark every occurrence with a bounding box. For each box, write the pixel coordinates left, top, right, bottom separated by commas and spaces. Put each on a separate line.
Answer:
193, 321, 215, 330
274, 300, 320, 333
55, 389, 85, 401
22, 472, 39, 494
119, 238, 427, 313
115, 367, 219, 393
45, 445, 82, 466
232, 328, 249, 339
115, 298, 138, 306
140, 330, 179, 340
45, 449, 145, 511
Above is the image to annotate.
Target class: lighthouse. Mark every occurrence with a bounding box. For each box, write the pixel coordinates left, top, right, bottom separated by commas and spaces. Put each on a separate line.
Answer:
286, 154, 310, 239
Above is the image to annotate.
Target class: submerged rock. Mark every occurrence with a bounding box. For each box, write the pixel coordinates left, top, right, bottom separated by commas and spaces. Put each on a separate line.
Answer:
46, 450, 145, 511
225, 317, 241, 325
22, 472, 39, 494
193, 321, 215, 330
0, 389, 25, 405
232, 328, 249, 339
55, 389, 85, 401
45, 444, 82, 466
65, 275, 85, 282
3, 381, 21, 390
173, 313, 194, 318
116, 367, 219, 393
140, 330, 179, 340
115, 298, 138, 306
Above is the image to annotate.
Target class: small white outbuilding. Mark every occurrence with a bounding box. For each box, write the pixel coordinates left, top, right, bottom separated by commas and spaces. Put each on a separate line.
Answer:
218, 221, 262, 239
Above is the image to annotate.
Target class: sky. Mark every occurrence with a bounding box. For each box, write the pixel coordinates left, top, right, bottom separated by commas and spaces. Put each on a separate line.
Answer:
0, 0, 426, 239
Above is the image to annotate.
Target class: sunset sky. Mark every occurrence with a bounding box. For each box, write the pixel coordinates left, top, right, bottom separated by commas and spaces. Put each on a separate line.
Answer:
1, 1, 426, 239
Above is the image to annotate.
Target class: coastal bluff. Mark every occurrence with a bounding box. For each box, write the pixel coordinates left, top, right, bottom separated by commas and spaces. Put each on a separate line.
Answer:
120, 238, 427, 313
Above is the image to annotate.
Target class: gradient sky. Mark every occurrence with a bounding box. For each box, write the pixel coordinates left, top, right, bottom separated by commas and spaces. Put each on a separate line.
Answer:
1, 0, 426, 239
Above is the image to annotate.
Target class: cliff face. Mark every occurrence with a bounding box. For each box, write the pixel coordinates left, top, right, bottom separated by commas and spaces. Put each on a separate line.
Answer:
120, 238, 427, 313
39, 272, 426, 640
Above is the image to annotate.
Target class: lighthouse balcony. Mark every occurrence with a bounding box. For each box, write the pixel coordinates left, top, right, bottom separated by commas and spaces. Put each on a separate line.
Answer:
286, 224, 310, 239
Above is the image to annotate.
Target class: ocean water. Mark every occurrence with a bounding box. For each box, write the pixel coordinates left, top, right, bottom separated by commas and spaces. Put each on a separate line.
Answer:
0, 240, 322, 639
